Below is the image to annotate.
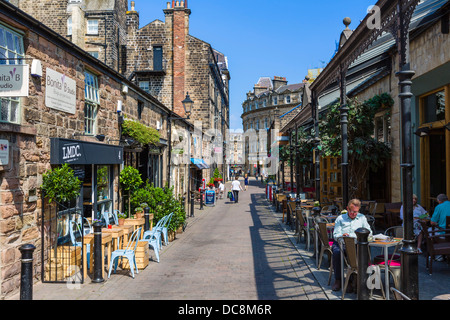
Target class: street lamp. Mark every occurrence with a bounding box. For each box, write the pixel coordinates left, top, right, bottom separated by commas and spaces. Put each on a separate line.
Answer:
168, 93, 195, 217
181, 92, 193, 119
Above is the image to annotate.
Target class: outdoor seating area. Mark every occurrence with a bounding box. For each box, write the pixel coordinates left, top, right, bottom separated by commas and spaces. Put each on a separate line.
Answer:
269, 188, 450, 300
45, 210, 175, 283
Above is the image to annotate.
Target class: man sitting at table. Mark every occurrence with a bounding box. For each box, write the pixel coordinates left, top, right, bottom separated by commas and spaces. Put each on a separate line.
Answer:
430, 194, 450, 262
331, 198, 373, 292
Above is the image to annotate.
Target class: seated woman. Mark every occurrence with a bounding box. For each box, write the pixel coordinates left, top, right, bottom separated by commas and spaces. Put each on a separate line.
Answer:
399, 194, 427, 253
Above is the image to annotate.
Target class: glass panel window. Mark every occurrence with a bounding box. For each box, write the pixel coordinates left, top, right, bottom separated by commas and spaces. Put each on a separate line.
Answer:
422, 89, 445, 124
273, 97, 278, 105
139, 81, 149, 93
87, 20, 99, 35
0, 24, 24, 124
84, 71, 99, 135
67, 16, 72, 35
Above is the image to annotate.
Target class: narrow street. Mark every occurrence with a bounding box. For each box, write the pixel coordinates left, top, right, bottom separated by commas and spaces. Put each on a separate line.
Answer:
10, 178, 327, 301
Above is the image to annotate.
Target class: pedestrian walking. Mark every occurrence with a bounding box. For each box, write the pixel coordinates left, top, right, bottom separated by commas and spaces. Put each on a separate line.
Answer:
244, 174, 249, 191
231, 176, 244, 203
218, 181, 225, 199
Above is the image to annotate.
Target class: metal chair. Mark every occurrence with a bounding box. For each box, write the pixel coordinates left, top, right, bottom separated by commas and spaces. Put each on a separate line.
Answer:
108, 227, 142, 278
316, 221, 334, 286
391, 287, 411, 300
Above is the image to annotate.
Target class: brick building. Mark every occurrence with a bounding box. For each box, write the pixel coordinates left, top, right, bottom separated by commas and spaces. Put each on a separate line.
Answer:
0, 1, 172, 298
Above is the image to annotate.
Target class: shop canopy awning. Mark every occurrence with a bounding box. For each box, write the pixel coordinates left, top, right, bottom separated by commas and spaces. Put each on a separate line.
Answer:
190, 158, 209, 170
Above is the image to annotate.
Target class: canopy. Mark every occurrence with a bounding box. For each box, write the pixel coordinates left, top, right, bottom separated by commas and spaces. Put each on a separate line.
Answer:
190, 158, 209, 170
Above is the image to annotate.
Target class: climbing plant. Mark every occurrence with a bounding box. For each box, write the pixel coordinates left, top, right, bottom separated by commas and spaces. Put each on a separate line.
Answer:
121, 119, 160, 146
319, 94, 393, 199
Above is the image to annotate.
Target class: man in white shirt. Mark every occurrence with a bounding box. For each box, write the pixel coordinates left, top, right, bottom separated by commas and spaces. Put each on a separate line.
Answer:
231, 176, 244, 203
218, 181, 225, 199
331, 198, 372, 291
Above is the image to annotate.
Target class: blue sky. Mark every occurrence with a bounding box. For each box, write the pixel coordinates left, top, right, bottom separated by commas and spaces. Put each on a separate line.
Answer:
134, 0, 376, 130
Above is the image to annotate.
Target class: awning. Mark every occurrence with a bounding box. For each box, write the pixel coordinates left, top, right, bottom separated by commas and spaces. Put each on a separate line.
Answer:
190, 158, 209, 170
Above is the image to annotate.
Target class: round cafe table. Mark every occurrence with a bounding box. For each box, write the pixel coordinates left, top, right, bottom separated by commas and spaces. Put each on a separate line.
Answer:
432, 294, 450, 300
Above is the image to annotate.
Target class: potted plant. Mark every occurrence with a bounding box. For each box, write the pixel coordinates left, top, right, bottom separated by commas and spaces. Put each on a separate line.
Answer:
41, 163, 81, 206
118, 212, 127, 226
119, 166, 143, 217
134, 207, 144, 219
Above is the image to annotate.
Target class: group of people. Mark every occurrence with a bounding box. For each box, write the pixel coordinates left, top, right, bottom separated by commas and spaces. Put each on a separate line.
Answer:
330, 194, 450, 292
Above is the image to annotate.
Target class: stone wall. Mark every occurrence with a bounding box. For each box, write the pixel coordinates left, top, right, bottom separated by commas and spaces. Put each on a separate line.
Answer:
0, 7, 169, 298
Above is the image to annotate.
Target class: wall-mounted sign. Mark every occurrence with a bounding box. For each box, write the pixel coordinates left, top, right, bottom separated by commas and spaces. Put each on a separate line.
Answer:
0, 140, 9, 165
51, 138, 123, 165
45, 68, 76, 114
0, 65, 29, 97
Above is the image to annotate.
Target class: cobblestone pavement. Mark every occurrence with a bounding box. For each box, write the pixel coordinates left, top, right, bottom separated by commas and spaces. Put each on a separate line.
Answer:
8, 178, 328, 301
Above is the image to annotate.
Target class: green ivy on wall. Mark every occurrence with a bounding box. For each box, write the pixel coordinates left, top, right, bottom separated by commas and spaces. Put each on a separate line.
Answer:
121, 119, 160, 146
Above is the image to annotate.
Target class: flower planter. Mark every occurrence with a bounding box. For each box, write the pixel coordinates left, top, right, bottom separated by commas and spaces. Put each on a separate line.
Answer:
118, 218, 125, 226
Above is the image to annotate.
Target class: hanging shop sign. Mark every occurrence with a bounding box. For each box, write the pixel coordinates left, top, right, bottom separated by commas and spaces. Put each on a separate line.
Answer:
0, 65, 29, 97
0, 140, 9, 165
50, 138, 123, 165
45, 68, 76, 114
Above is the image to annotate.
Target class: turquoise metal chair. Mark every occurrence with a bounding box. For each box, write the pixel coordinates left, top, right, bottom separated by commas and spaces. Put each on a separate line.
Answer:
108, 227, 142, 279
157, 212, 173, 246
69, 220, 90, 269
142, 216, 167, 250
143, 230, 160, 263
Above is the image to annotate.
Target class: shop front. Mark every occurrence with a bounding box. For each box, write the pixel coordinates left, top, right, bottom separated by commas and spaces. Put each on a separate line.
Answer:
50, 138, 123, 221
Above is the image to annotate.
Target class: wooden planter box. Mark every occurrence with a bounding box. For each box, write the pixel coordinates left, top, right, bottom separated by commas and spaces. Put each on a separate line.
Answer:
120, 240, 149, 270
45, 245, 81, 281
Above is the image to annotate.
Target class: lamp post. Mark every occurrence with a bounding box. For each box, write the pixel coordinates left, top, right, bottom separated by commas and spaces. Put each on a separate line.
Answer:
169, 93, 194, 218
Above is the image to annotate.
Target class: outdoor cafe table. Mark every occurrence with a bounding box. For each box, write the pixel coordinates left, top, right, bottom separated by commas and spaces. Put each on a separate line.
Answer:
102, 227, 124, 251
369, 237, 403, 300
114, 224, 134, 247
83, 232, 113, 280
124, 217, 145, 239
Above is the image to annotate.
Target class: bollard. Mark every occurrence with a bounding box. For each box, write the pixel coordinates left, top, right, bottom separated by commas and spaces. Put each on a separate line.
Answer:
356, 227, 370, 300
19, 244, 36, 300
144, 206, 150, 232
199, 189, 204, 210
190, 191, 195, 217
92, 222, 105, 283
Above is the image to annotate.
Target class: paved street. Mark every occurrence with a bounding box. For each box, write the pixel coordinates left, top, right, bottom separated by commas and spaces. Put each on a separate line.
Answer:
9, 178, 327, 301
8, 177, 450, 302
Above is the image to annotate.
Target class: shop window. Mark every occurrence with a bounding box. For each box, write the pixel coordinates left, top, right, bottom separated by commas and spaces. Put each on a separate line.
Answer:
0, 24, 24, 124
84, 71, 99, 135
422, 89, 446, 124
96, 165, 112, 220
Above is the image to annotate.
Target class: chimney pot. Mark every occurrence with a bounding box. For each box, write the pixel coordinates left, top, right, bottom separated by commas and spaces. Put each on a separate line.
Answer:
131, 1, 135, 11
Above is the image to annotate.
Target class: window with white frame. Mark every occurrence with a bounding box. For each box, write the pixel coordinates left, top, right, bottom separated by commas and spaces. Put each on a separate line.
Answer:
285, 95, 291, 104
0, 24, 24, 124
84, 71, 99, 135
87, 20, 99, 35
67, 16, 72, 36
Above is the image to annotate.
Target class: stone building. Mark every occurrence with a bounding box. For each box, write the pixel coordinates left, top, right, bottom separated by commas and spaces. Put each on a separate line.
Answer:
241, 76, 304, 175
12, 0, 129, 73
125, 1, 231, 188
0, 1, 171, 298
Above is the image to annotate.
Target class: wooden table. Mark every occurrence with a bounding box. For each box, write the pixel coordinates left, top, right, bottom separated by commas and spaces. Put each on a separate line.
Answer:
369, 237, 403, 300
124, 218, 145, 239
83, 232, 113, 280
114, 224, 134, 247
102, 227, 124, 251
